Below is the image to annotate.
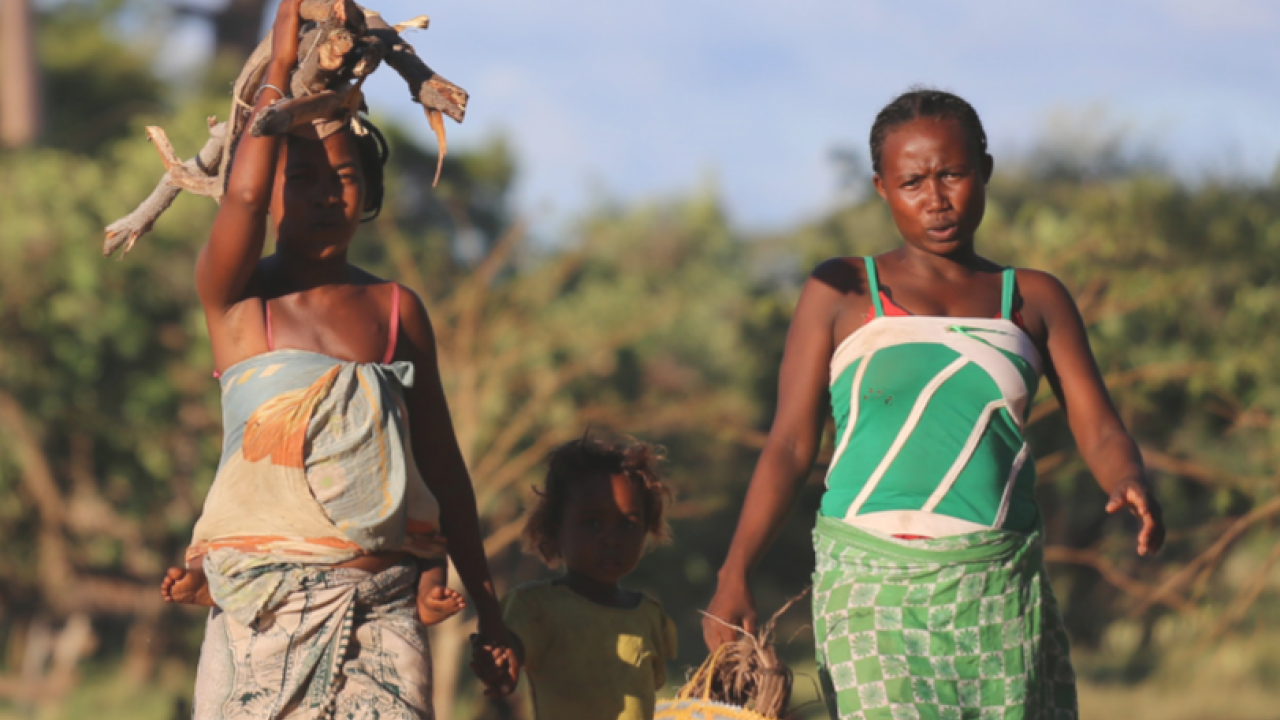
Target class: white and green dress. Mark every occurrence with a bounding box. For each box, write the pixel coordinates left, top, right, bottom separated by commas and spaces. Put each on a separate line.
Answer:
812, 257, 1077, 720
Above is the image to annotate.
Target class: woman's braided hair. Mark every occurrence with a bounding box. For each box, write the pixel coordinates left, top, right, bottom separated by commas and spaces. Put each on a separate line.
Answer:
523, 432, 673, 565
869, 86, 988, 176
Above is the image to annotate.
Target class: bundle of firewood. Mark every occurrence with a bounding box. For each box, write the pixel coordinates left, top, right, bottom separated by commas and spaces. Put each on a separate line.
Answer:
103, 0, 467, 257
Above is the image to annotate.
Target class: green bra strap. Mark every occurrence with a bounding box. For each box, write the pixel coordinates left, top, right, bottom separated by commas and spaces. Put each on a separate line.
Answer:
864, 256, 885, 317
1001, 268, 1016, 319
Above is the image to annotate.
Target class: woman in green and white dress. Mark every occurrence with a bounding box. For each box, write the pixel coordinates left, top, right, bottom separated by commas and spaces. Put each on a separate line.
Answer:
703, 88, 1165, 720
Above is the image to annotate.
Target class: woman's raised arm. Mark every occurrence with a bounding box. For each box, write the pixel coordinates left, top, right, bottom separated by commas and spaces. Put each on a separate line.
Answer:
194, 0, 303, 315
1021, 269, 1165, 556
702, 261, 849, 650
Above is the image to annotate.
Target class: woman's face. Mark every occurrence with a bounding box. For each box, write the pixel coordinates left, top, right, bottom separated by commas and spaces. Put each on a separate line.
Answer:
270, 131, 367, 259
873, 116, 992, 257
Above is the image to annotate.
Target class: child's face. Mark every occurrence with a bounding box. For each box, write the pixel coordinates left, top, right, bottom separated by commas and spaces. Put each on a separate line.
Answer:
270, 131, 367, 259
557, 474, 649, 585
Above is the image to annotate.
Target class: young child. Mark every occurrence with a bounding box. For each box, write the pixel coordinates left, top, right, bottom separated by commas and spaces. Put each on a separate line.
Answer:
155, 1, 517, 716
473, 435, 678, 720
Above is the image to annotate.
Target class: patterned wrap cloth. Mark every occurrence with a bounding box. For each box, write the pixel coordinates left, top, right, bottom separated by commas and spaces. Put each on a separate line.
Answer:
187, 350, 446, 720
812, 516, 1077, 720
195, 563, 433, 720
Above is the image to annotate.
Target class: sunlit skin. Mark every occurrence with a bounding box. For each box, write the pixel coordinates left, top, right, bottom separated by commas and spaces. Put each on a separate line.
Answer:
156, 0, 519, 689
701, 115, 1165, 651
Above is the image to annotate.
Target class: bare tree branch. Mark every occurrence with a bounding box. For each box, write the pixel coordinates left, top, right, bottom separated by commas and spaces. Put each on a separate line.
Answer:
103, 121, 227, 257
1129, 493, 1280, 617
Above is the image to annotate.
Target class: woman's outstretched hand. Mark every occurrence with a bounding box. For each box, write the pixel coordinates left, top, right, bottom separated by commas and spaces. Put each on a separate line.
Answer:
1105, 478, 1166, 556
702, 580, 757, 651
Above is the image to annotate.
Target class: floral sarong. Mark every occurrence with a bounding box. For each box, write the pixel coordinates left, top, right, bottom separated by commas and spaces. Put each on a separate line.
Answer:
193, 561, 432, 720
812, 516, 1077, 720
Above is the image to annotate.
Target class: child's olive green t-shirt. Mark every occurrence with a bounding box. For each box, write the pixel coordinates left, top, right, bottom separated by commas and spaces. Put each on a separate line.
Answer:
502, 580, 678, 720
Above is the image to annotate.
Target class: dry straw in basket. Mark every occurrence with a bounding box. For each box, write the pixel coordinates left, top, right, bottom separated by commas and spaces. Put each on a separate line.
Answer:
655, 588, 810, 720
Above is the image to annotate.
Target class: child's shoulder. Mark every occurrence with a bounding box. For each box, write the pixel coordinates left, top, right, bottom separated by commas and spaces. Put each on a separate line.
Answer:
506, 578, 557, 596
502, 578, 565, 610
636, 591, 678, 656
634, 590, 669, 615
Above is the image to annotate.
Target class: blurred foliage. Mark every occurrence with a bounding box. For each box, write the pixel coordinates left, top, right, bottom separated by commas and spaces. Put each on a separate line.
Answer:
35, 0, 167, 155
3, 3, 1280, 720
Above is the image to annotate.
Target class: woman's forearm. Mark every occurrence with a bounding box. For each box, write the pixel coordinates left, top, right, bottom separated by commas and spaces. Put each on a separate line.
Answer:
717, 442, 814, 584
434, 465, 503, 623
1079, 424, 1148, 494
222, 62, 291, 206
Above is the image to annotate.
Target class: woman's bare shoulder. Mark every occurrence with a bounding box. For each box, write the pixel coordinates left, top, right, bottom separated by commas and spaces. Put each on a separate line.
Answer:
808, 256, 872, 298
1013, 268, 1076, 309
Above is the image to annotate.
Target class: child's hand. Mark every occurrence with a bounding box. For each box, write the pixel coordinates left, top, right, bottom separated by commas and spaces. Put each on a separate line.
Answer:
469, 631, 521, 697
1105, 478, 1165, 556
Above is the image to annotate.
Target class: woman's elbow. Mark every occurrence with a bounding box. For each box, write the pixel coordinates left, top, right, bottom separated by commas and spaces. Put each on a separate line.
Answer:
762, 433, 817, 474
224, 184, 270, 211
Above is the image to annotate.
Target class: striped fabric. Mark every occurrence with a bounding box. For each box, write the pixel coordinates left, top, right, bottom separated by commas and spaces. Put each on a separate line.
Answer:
822, 259, 1043, 537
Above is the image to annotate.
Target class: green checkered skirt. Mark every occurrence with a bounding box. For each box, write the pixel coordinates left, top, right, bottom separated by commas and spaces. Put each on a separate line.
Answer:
812, 516, 1077, 720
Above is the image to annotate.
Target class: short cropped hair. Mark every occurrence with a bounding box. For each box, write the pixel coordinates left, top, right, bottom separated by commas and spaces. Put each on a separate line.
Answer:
869, 86, 988, 176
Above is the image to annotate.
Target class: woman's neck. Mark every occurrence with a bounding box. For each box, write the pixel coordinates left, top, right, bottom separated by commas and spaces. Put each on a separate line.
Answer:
270, 246, 351, 290
895, 244, 986, 282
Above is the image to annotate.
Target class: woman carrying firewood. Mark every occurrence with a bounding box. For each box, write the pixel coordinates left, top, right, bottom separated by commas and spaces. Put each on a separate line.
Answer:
157, 1, 517, 717
703, 88, 1165, 720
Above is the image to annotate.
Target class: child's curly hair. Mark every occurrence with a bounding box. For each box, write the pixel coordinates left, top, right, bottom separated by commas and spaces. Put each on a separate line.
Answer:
523, 433, 673, 565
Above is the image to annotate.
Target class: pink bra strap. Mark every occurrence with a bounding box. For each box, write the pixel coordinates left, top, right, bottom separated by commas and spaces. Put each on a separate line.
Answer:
383, 283, 401, 364
257, 287, 397, 363
265, 299, 276, 352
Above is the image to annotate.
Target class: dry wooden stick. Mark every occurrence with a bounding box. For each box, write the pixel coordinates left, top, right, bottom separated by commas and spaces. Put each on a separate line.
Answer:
251, 81, 366, 138
145, 126, 222, 196
103, 0, 467, 256
103, 120, 227, 256
364, 10, 468, 185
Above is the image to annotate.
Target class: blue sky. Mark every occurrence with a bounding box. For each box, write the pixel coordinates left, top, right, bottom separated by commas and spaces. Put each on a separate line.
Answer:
166, 0, 1280, 230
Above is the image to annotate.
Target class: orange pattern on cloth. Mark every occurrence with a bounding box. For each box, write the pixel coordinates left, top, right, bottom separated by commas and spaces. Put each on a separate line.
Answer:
188, 350, 445, 620
242, 366, 341, 468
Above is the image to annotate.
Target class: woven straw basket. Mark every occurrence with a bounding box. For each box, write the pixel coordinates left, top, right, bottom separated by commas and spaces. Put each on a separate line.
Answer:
653, 644, 782, 720
654, 698, 775, 720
